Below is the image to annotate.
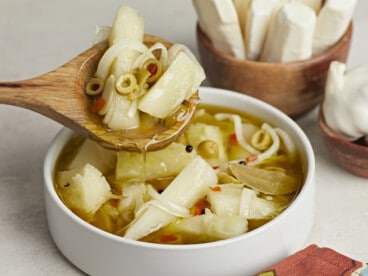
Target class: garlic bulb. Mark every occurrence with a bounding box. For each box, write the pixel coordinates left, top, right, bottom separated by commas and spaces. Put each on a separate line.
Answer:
323, 61, 368, 141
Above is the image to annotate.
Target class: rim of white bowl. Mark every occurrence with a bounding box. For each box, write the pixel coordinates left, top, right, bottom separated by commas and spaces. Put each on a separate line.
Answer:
43, 86, 315, 251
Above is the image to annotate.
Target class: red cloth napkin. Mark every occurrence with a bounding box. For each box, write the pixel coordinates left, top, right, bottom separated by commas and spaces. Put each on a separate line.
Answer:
256, 244, 367, 276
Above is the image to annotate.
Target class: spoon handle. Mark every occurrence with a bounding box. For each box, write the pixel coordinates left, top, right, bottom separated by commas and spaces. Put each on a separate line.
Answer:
0, 71, 80, 127
0, 41, 106, 129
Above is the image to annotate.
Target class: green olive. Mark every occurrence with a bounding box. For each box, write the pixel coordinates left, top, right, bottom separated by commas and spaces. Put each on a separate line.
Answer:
115, 73, 137, 95
197, 140, 219, 159
251, 129, 272, 150
85, 77, 105, 96
142, 58, 163, 83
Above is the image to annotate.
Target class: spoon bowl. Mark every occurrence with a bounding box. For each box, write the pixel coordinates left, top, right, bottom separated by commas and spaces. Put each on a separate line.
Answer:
0, 35, 198, 151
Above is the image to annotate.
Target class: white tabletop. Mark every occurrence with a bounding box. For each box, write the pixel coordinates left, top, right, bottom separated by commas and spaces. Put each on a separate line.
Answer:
0, 1, 367, 275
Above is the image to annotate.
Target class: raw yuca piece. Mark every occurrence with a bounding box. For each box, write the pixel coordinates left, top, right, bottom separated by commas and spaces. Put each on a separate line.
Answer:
138, 50, 205, 118
239, 188, 282, 219
245, 0, 280, 60
124, 156, 217, 240
116, 142, 197, 181
103, 92, 140, 130
207, 184, 243, 216
67, 139, 117, 174
233, 0, 251, 35
118, 181, 148, 223
260, 2, 316, 62
313, 0, 357, 55
207, 184, 281, 220
291, 0, 323, 13
192, 0, 245, 59
57, 164, 113, 216
166, 209, 248, 240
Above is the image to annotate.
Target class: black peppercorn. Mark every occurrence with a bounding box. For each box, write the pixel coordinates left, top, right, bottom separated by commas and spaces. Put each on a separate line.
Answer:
185, 145, 193, 153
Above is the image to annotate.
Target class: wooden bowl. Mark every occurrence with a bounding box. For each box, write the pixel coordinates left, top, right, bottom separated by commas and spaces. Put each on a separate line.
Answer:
318, 108, 368, 178
196, 23, 353, 118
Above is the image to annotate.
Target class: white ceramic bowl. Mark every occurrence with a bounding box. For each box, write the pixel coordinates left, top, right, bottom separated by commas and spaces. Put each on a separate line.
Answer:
43, 87, 315, 276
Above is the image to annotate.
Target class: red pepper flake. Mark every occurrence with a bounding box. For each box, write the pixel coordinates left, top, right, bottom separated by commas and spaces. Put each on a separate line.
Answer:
246, 155, 258, 163
212, 165, 220, 170
90, 96, 105, 113
110, 198, 120, 208
195, 199, 209, 209
147, 63, 158, 76
229, 133, 238, 146
193, 198, 209, 216
160, 234, 179, 243
210, 186, 222, 192
194, 207, 203, 216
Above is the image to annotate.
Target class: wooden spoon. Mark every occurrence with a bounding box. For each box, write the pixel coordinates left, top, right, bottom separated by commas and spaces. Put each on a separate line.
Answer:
0, 35, 199, 151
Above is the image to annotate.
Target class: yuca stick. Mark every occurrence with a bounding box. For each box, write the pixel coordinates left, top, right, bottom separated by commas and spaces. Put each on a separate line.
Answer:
260, 2, 316, 63
193, 0, 245, 59
313, 0, 357, 55
245, 0, 279, 60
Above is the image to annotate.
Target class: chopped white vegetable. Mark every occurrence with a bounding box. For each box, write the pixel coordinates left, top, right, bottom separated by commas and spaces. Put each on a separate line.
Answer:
275, 127, 297, 155
110, 48, 141, 78
138, 50, 205, 118
167, 209, 248, 240
204, 210, 248, 239
207, 184, 243, 216
167, 44, 205, 98
103, 93, 140, 130
67, 139, 116, 174
132, 42, 169, 71
124, 156, 217, 240
108, 5, 144, 46
98, 75, 116, 115
118, 181, 148, 223
57, 164, 113, 216
239, 188, 279, 219
96, 40, 147, 80
116, 142, 197, 181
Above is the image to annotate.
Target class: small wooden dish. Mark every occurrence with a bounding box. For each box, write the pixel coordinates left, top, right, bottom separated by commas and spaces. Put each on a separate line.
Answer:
196, 23, 352, 118
319, 108, 368, 178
